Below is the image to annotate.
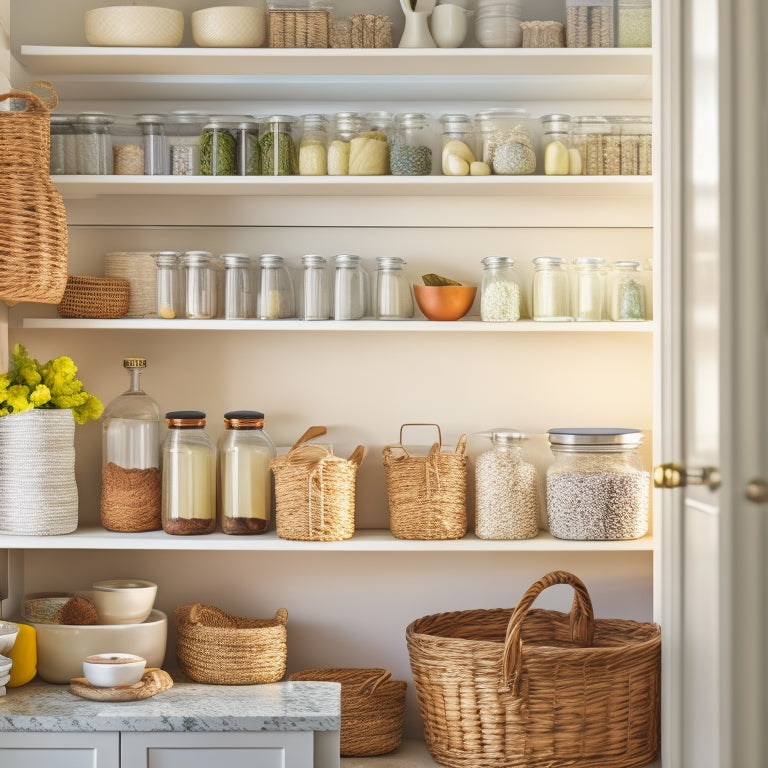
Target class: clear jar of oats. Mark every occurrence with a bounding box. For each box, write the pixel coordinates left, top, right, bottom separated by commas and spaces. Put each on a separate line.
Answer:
546, 428, 649, 540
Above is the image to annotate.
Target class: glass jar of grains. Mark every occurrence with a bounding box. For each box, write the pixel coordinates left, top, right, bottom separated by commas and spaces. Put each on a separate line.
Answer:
617, 0, 651, 47
546, 427, 650, 540
349, 114, 390, 176
480, 255, 522, 322
167, 111, 208, 176
390, 113, 435, 176
475, 108, 538, 175
75, 112, 113, 175
257, 254, 295, 319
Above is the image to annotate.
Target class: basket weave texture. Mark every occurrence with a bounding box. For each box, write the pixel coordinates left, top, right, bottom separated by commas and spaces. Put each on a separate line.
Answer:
270, 426, 364, 541
268, 9, 330, 47
0, 90, 69, 306
57, 275, 131, 318
174, 603, 288, 685
289, 668, 406, 756
383, 424, 467, 540
406, 570, 661, 768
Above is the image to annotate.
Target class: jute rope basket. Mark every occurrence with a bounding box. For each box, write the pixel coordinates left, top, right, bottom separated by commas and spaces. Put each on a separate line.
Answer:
383, 424, 467, 540
289, 668, 406, 756
406, 570, 661, 768
271, 426, 365, 541
57, 275, 131, 319
0, 90, 69, 306
174, 603, 288, 685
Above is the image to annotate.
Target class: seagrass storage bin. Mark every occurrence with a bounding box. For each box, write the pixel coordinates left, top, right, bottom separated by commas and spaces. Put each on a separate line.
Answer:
0, 90, 69, 306
406, 571, 661, 768
57, 275, 130, 318
268, 7, 331, 47
383, 424, 467, 540
174, 603, 288, 685
289, 668, 406, 756
270, 426, 365, 541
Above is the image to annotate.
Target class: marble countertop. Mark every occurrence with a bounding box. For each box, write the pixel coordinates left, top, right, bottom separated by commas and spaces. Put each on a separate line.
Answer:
0, 678, 340, 733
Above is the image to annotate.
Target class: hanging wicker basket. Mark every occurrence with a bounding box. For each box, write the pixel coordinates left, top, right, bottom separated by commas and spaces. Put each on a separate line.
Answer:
406, 570, 661, 768
0, 90, 69, 306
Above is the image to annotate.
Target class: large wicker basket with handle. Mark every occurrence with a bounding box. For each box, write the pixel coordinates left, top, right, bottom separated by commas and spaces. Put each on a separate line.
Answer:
406, 570, 661, 768
0, 90, 68, 305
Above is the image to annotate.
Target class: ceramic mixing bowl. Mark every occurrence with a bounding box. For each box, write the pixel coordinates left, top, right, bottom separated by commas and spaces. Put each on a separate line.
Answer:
92, 579, 157, 625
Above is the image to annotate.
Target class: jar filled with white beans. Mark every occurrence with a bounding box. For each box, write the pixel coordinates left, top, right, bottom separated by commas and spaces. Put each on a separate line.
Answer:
480, 255, 521, 321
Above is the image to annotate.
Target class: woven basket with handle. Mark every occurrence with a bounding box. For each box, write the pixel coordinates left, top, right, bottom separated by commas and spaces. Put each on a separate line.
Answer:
406, 570, 661, 768
289, 667, 406, 756
0, 90, 69, 305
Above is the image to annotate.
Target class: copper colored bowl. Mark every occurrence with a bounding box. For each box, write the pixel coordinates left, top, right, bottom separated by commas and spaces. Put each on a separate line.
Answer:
413, 285, 477, 321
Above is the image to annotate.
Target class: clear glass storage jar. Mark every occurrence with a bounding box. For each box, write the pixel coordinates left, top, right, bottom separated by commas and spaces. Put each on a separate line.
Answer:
154, 251, 182, 320
546, 427, 650, 540
257, 254, 295, 319
50, 114, 77, 175
390, 113, 435, 176
475, 108, 538, 175
101, 358, 162, 532
136, 113, 168, 175
235, 119, 261, 176
333, 254, 369, 320
617, 0, 651, 47
565, 0, 614, 47
439, 113, 477, 176
613, 115, 652, 175
531, 256, 571, 321
480, 255, 521, 322
75, 112, 113, 175
571, 115, 615, 175
182, 250, 217, 319
374, 256, 414, 319
299, 254, 331, 320
167, 111, 208, 176
200, 118, 237, 176
161, 411, 216, 535
608, 260, 647, 320
540, 113, 572, 176
354, 111, 392, 176
218, 410, 277, 535
299, 114, 328, 176
475, 428, 539, 540
571, 256, 605, 321
327, 112, 362, 176
111, 115, 144, 175
260, 115, 298, 176
222, 253, 252, 319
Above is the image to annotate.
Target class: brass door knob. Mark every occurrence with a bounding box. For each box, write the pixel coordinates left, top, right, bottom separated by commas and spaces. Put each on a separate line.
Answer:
745, 479, 768, 503
653, 462, 721, 490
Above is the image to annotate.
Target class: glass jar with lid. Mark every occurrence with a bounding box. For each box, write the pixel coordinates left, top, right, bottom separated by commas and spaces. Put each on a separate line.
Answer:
235, 119, 261, 176
50, 114, 77, 175
260, 115, 298, 176
540, 113, 572, 176
349, 114, 390, 176
475, 108, 538, 175
617, 0, 651, 47
136, 113, 168, 175
612, 115, 652, 175
531, 256, 571, 321
546, 427, 650, 540
565, 0, 614, 48
161, 411, 217, 535
608, 260, 646, 321
111, 115, 144, 175
167, 111, 208, 176
218, 410, 277, 535
391, 113, 435, 176
257, 254, 295, 319
328, 112, 362, 176
200, 117, 237, 176
299, 114, 328, 176
571, 115, 612, 175
334, 254, 369, 320
374, 256, 414, 320
571, 256, 605, 321
299, 254, 331, 320
75, 112, 114, 175
153, 251, 182, 320
475, 428, 539, 540
480, 255, 521, 322
222, 253, 252, 319
101, 358, 163, 532
182, 250, 217, 319
439, 113, 477, 176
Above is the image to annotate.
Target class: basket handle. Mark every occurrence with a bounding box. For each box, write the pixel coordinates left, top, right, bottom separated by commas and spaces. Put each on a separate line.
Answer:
501, 571, 595, 696
347, 444, 366, 467
290, 426, 327, 451
397, 423, 441, 459
0, 89, 50, 115
354, 669, 392, 696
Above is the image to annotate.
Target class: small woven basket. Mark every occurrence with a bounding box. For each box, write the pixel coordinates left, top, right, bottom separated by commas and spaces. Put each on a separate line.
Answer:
0, 90, 69, 306
406, 570, 661, 768
174, 603, 288, 685
289, 668, 406, 756
383, 424, 467, 540
57, 275, 131, 319
268, 9, 330, 47
270, 426, 365, 541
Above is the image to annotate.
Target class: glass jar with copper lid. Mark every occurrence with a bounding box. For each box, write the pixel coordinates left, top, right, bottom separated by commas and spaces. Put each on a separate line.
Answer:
161, 411, 216, 535
218, 410, 276, 535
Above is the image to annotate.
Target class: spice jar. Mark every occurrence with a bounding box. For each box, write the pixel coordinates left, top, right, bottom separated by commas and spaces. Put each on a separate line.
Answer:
222, 253, 252, 319
391, 113, 434, 176
235, 119, 261, 176
182, 251, 217, 319
565, 0, 614, 47
475, 109, 538, 175
153, 251, 183, 319
328, 112, 362, 176
546, 427, 650, 540
161, 411, 217, 535
299, 254, 331, 320
260, 115, 298, 176
374, 256, 414, 319
50, 114, 77, 175
334, 254, 369, 320
617, 0, 651, 47
167, 111, 208, 176
439, 113, 477, 176
136, 114, 168, 175
101, 358, 162, 532
608, 260, 646, 320
531, 256, 571, 321
257, 254, 295, 319
75, 112, 113, 175
571, 256, 605, 321
299, 114, 329, 176
480, 255, 521, 322
475, 428, 539, 540
540, 113, 572, 176
218, 410, 277, 535
200, 118, 237, 176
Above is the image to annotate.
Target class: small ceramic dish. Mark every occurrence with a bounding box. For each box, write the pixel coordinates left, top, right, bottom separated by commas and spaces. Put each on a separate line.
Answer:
92, 579, 157, 625
82, 653, 147, 687
0, 622, 19, 655
413, 285, 477, 321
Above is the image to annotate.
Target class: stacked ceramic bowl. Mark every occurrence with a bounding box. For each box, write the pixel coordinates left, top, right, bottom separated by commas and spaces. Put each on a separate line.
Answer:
474, 0, 523, 47
0, 623, 19, 695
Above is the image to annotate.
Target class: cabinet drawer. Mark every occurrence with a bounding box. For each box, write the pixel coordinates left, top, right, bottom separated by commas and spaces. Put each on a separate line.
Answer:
0, 732, 119, 768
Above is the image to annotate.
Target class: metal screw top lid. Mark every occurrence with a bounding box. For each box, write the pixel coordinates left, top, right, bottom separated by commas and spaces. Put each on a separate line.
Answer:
123, 358, 147, 369
547, 427, 643, 447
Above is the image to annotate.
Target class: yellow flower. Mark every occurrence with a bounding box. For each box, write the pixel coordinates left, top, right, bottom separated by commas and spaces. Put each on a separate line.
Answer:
29, 384, 51, 407
6, 385, 32, 414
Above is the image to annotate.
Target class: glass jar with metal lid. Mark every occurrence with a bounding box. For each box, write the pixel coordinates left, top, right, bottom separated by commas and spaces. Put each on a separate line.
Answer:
611, 115, 652, 175
167, 111, 208, 176
111, 115, 144, 175
222, 253, 252, 319
334, 253, 369, 320
234, 119, 261, 176
153, 251, 182, 319
260, 115, 298, 176
439, 113, 477, 175
475, 428, 539, 540
299, 114, 328, 176
218, 410, 277, 535
531, 255, 571, 321
571, 115, 613, 175
391, 113, 434, 176
200, 117, 238, 176
475, 108, 538, 175
182, 250, 217, 319
161, 411, 217, 535
299, 254, 331, 320
540, 113, 572, 176
74, 112, 114, 175
374, 256, 414, 320
355, 111, 392, 176
50, 114, 77, 175
328, 112, 362, 176
545, 427, 650, 540
608, 260, 646, 320
571, 256, 605, 321
480, 255, 521, 322
257, 254, 295, 319
136, 114, 168, 175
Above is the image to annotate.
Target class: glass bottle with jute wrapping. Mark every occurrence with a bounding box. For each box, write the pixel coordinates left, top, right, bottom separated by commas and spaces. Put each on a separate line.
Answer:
100, 358, 162, 531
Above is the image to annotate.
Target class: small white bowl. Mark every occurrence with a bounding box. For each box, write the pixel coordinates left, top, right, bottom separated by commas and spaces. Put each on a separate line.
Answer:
0, 623, 19, 655
192, 5, 267, 48
83, 653, 146, 687
85, 6, 185, 47
92, 579, 157, 625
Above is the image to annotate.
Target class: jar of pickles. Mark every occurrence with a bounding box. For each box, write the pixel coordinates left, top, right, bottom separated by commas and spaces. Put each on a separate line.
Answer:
480, 255, 521, 322
260, 115, 298, 176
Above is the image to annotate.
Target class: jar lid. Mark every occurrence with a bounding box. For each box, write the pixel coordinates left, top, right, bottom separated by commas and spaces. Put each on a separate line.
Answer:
573, 256, 604, 267
264, 114, 297, 125
50, 114, 76, 125
235, 120, 260, 130
335, 253, 360, 265
482, 255, 514, 267
183, 251, 213, 266
224, 410, 265, 429
486, 428, 526, 444
123, 358, 147, 369
614, 260, 641, 269
153, 251, 180, 266
136, 114, 165, 124
395, 112, 430, 126
260, 253, 285, 265
548, 428, 643, 447
222, 253, 250, 267
167, 111, 210, 123
166, 410, 206, 428
376, 256, 406, 267
533, 256, 565, 267
77, 112, 114, 125
366, 111, 393, 125
439, 113, 472, 125
302, 254, 326, 265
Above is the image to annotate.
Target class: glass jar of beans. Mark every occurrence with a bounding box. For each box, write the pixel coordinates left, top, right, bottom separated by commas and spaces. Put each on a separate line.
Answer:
545, 428, 650, 540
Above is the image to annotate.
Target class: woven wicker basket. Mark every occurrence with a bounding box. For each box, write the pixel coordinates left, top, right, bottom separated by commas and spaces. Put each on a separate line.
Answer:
270, 426, 365, 541
57, 275, 131, 319
0, 90, 69, 306
268, 9, 330, 47
174, 603, 288, 685
383, 424, 467, 540
406, 570, 661, 768
289, 668, 406, 756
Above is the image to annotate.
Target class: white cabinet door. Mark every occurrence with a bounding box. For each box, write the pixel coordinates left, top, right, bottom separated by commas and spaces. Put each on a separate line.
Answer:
0, 732, 119, 768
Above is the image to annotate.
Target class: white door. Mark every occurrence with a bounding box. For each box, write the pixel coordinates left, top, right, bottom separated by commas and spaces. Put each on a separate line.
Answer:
661, 0, 768, 765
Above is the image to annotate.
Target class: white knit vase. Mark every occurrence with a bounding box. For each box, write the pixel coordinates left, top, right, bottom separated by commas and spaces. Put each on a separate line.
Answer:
0, 409, 78, 535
